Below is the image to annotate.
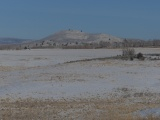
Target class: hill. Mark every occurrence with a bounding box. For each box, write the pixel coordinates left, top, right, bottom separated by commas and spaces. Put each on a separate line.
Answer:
1, 30, 160, 50
40, 30, 122, 43
26, 30, 123, 49
0, 30, 130, 49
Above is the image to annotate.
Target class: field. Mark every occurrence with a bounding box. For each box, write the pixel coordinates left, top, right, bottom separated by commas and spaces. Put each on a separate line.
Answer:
0, 48, 160, 119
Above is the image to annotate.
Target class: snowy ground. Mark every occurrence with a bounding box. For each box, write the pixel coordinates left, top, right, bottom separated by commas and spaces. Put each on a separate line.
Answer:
0, 48, 160, 100
0, 48, 160, 118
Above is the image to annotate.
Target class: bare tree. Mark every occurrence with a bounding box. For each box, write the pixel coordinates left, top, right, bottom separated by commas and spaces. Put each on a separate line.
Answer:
122, 48, 135, 57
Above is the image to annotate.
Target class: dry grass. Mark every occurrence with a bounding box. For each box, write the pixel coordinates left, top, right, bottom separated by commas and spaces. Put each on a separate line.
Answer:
0, 66, 26, 72
0, 97, 160, 120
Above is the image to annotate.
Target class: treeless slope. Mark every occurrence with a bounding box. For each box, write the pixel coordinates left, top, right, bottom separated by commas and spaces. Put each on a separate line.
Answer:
39, 30, 123, 43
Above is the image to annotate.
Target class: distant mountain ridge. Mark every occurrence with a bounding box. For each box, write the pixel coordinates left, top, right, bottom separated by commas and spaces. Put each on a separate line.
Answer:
0, 30, 124, 49
3, 30, 159, 49
0, 30, 122, 46
1, 30, 160, 49
0, 38, 33, 45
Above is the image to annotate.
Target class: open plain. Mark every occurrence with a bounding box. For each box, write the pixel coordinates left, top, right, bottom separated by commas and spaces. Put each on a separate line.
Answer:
0, 48, 160, 119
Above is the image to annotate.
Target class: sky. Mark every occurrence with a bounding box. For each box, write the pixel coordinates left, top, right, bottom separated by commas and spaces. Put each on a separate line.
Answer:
0, 0, 160, 40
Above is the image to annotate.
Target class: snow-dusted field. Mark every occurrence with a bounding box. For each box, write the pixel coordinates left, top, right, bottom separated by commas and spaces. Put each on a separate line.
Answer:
1, 48, 160, 119
0, 48, 160, 100
0, 49, 122, 67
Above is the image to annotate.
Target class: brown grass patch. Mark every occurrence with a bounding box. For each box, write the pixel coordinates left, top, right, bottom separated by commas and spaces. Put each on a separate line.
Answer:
0, 97, 160, 120
0, 66, 27, 72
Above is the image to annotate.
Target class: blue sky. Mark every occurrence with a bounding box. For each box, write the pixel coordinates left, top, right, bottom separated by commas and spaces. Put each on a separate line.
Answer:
0, 0, 160, 40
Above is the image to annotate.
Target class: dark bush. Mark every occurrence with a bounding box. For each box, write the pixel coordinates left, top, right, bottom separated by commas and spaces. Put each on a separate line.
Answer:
130, 56, 134, 61
137, 52, 143, 59
24, 46, 27, 49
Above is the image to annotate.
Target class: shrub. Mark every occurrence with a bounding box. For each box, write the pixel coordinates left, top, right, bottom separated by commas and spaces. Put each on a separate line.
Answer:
137, 52, 143, 59
24, 46, 27, 49
122, 48, 135, 57
130, 56, 134, 61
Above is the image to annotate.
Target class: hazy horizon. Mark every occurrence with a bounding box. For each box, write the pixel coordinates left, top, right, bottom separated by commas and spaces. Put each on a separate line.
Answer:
0, 0, 160, 40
